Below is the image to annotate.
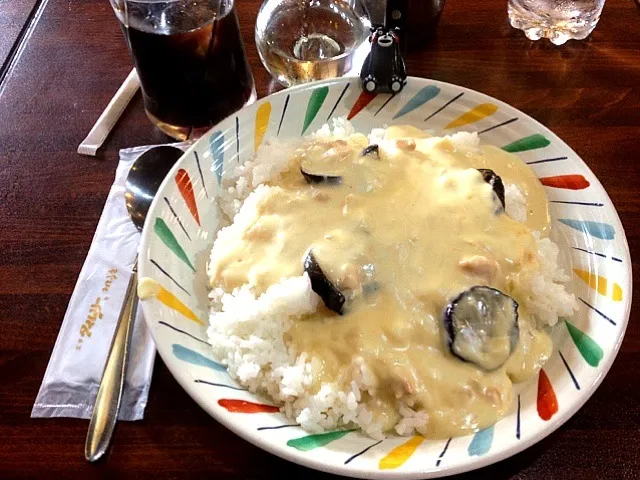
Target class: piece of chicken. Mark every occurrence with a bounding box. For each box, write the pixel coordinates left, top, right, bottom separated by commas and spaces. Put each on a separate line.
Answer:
459, 255, 500, 279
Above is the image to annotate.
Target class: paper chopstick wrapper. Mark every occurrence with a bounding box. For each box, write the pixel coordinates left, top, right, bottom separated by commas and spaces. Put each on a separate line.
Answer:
77, 68, 140, 157
32, 142, 188, 421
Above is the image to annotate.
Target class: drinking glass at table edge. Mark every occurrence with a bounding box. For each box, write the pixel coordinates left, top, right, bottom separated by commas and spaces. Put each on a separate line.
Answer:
109, 0, 256, 141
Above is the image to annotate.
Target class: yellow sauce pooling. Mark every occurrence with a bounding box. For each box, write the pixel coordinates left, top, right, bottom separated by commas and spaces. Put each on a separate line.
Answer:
209, 127, 553, 438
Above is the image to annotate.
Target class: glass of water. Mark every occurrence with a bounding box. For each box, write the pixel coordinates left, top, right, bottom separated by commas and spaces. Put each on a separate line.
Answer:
508, 0, 606, 45
255, 0, 371, 87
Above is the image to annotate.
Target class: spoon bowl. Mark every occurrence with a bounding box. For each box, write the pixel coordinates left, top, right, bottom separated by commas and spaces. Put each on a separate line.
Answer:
125, 145, 184, 232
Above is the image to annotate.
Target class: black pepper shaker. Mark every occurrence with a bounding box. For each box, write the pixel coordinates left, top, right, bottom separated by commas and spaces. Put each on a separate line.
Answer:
386, 0, 447, 52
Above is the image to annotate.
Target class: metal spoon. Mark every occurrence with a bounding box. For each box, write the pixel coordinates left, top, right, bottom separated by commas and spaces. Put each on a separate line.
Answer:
85, 145, 184, 462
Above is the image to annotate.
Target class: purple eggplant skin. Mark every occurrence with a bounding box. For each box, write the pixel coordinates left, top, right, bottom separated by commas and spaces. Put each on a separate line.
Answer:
303, 250, 346, 315
360, 144, 380, 158
477, 169, 505, 210
300, 167, 343, 185
443, 286, 519, 371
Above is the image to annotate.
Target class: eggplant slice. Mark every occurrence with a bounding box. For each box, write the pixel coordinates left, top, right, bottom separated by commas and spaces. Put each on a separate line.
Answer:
360, 144, 380, 158
444, 286, 519, 371
300, 167, 342, 185
303, 250, 345, 315
477, 168, 505, 209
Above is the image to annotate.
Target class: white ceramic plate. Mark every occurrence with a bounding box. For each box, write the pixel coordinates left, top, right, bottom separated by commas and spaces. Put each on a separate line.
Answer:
137, 77, 631, 478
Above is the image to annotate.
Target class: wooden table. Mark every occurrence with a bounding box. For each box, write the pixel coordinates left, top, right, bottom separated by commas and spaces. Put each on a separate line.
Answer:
1, 0, 638, 478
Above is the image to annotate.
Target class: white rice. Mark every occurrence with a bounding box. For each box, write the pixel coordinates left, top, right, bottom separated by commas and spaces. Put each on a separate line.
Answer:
207, 118, 577, 438
505, 183, 527, 223
217, 137, 302, 220
519, 232, 578, 327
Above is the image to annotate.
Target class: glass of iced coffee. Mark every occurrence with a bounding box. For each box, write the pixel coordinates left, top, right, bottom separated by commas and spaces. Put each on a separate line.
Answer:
110, 0, 256, 140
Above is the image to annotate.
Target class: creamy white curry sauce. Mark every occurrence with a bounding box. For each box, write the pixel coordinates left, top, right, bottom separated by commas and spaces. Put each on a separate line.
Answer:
209, 126, 553, 439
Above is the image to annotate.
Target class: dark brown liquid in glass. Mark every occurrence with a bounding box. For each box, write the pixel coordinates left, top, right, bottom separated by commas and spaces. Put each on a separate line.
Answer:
119, 5, 254, 139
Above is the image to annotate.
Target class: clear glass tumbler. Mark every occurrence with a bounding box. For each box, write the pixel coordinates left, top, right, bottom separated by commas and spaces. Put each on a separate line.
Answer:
109, 0, 256, 140
508, 0, 606, 45
255, 0, 371, 87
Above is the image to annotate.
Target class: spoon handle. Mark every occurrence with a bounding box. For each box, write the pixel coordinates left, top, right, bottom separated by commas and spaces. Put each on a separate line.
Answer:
85, 259, 139, 462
